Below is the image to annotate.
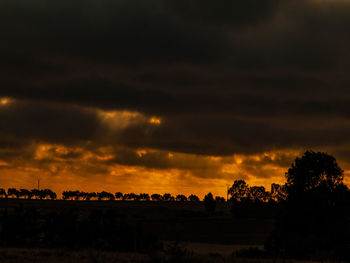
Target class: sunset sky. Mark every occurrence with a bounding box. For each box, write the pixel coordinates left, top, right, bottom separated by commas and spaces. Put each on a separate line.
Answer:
1, 0, 350, 198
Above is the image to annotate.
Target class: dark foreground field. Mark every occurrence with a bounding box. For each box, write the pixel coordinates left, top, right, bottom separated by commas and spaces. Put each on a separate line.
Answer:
0, 198, 346, 262
0, 198, 281, 263
0, 248, 332, 263
0, 198, 273, 245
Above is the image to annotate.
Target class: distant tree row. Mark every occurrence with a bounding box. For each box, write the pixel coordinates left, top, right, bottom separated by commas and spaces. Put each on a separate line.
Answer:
0, 188, 212, 202
0, 184, 288, 203
0, 188, 56, 200
62, 191, 205, 202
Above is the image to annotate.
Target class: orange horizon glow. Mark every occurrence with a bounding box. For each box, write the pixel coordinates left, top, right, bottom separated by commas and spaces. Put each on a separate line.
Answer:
1, 155, 349, 199
0, 143, 311, 199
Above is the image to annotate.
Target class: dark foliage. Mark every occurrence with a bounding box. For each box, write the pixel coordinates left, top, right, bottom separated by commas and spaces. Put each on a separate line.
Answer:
266, 151, 350, 260
230, 198, 277, 219
203, 193, 216, 214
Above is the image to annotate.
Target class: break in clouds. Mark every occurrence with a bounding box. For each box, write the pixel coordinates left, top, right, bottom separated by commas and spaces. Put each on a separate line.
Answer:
1, 0, 350, 193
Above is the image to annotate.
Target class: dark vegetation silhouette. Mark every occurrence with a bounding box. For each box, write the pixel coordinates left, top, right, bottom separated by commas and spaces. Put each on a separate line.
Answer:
2, 188, 56, 200
227, 179, 283, 219
265, 151, 350, 260
204, 192, 216, 214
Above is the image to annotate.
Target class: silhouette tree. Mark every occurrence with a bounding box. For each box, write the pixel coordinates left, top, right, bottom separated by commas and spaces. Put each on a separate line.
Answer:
188, 194, 200, 202
270, 183, 287, 202
163, 193, 174, 201
62, 191, 70, 200
248, 186, 269, 202
0, 188, 7, 198
19, 189, 33, 199
79, 191, 88, 200
86, 192, 97, 200
31, 189, 40, 199
266, 151, 350, 259
139, 193, 150, 201
8, 188, 20, 198
204, 192, 216, 214
151, 193, 162, 201
46, 189, 57, 200
115, 192, 123, 200
62, 190, 79, 200
123, 193, 139, 201
97, 191, 114, 201
176, 194, 188, 202
228, 180, 249, 201
73, 190, 80, 200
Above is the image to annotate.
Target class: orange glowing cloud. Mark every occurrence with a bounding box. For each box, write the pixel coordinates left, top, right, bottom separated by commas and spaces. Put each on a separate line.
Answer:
0, 97, 11, 106
0, 141, 304, 199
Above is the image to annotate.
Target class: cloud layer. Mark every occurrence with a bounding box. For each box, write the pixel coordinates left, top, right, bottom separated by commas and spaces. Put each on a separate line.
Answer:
1, 0, 350, 195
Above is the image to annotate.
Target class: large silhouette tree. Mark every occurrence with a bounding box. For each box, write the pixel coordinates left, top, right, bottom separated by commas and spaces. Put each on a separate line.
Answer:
267, 151, 350, 259
227, 180, 249, 201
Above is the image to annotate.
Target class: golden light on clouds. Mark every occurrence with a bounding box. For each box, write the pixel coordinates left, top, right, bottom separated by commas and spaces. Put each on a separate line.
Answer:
34, 144, 83, 160
97, 109, 162, 130
100, 110, 141, 120
136, 149, 148, 157
0, 97, 10, 106
149, 117, 161, 125
2, 144, 345, 199
0, 143, 303, 198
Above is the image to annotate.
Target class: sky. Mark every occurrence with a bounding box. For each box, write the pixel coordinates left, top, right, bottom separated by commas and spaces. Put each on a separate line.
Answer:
1, 0, 350, 198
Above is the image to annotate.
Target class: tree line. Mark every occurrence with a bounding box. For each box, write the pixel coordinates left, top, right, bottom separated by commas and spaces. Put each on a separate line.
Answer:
0, 188, 56, 200
0, 188, 208, 202
0, 184, 287, 203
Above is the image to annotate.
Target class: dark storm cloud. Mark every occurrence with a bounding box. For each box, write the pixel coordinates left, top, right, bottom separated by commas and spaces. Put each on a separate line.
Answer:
2, 0, 350, 167
0, 0, 229, 65
116, 116, 350, 156
0, 100, 102, 144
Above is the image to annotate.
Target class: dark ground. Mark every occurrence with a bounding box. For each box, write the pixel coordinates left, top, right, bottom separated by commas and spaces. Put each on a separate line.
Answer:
0, 198, 273, 245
